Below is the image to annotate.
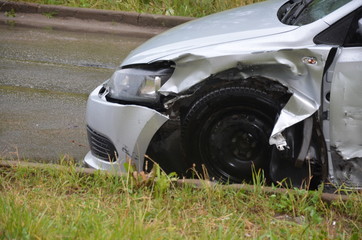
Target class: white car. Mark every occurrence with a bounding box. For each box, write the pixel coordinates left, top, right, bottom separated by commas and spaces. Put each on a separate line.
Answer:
85, 0, 362, 189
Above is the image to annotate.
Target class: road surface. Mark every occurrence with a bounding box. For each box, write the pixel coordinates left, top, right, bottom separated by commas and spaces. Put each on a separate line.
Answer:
0, 24, 147, 162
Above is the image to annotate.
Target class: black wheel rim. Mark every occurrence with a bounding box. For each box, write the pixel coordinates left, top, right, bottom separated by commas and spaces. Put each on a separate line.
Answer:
199, 105, 275, 183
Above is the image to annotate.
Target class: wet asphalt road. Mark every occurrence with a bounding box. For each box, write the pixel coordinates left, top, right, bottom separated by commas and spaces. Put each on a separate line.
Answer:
0, 24, 147, 162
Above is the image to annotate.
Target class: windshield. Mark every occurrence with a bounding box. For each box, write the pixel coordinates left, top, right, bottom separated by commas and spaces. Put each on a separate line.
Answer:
278, 0, 353, 26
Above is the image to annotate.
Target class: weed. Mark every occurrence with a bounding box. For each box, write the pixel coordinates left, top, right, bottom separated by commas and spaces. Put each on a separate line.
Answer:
251, 164, 266, 193
43, 26, 54, 31
42, 11, 58, 18
6, 20, 16, 27
4, 8, 16, 18
128, 155, 178, 198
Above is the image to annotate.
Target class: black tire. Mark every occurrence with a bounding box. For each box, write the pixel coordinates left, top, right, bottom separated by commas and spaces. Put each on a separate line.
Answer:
181, 86, 282, 183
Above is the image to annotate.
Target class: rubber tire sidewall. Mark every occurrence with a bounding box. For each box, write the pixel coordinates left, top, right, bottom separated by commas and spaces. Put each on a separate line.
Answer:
182, 86, 281, 183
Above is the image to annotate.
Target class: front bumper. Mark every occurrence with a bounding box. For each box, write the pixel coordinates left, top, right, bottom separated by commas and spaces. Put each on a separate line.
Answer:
84, 85, 169, 172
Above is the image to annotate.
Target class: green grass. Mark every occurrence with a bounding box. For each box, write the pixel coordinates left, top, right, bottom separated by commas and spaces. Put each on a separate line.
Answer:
13, 0, 264, 17
1, 159, 361, 239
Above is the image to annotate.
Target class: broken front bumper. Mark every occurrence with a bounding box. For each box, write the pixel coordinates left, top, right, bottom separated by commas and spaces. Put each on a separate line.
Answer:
84, 85, 169, 172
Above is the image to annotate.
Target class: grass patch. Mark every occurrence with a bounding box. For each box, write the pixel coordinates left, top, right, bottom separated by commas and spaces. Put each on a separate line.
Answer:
14, 0, 264, 17
4, 8, 16, 17
42, 11, 58, 18
0, 159, 361, 239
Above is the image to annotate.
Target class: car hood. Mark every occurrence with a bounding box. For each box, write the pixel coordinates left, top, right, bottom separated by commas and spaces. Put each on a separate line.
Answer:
122, 0, 298, 66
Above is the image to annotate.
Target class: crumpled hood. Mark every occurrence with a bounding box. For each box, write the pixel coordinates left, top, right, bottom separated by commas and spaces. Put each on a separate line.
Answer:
122, 0, 298, 66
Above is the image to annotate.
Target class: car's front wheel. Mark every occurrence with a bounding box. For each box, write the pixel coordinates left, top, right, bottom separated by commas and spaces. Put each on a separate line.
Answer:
182, 86, 282, 183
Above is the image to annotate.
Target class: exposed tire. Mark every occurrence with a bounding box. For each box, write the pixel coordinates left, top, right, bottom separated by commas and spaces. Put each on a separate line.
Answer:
181, 86, 282, 183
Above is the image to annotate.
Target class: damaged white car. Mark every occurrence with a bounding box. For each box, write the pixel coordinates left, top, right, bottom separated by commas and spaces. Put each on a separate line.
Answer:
85, 0, 362, 189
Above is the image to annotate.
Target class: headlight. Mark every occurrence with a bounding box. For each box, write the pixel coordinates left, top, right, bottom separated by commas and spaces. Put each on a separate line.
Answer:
105, 63, 174, 103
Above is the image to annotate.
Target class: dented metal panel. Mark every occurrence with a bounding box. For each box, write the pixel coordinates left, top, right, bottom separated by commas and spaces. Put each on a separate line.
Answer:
122, 0, 298, 66
157, 47, 330, 148
330, 48, 362, 159
329, 47, 362, 187
123, 14, 333, 150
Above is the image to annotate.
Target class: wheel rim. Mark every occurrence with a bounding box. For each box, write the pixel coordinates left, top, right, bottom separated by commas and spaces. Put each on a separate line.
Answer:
199, 106, 275, 183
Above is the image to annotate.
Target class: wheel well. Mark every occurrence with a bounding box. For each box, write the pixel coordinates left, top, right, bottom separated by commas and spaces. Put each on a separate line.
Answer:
172, 75, 292, 122
156, 73, 328, 186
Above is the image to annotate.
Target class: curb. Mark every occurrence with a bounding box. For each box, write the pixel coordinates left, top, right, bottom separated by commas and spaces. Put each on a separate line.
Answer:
0, 160, 353, 203
0, 0, 194, 28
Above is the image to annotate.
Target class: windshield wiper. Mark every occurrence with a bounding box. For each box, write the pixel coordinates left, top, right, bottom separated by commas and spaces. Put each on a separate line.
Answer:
281, 0, 313, 25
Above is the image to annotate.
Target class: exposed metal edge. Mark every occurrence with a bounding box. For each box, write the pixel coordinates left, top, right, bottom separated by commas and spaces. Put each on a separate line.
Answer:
1, 160, 357, 203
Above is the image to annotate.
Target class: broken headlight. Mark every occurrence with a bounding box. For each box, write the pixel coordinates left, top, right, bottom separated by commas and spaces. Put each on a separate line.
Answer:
106, 64, 174, 103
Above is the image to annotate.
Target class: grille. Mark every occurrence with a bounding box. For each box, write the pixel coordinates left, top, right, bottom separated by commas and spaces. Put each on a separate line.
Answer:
87, 126, 118, 162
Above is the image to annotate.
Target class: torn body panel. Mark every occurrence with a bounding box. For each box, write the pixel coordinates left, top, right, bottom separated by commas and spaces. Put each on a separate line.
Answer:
156, 47, 331, 149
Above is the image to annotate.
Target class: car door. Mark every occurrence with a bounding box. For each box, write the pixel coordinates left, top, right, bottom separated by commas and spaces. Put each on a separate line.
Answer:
326, 8, 362, 187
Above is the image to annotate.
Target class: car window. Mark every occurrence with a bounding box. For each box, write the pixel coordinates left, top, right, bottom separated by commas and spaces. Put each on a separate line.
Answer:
279, 0, 353, 25
344, 9, 362, 46
314, 7, 362, 46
